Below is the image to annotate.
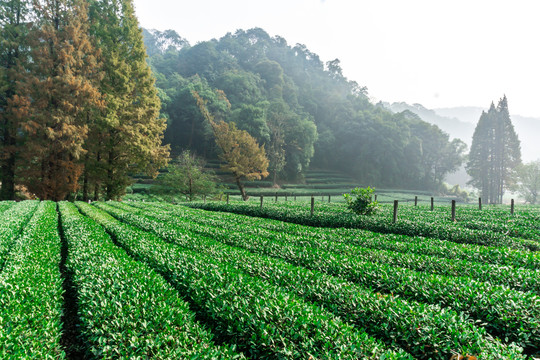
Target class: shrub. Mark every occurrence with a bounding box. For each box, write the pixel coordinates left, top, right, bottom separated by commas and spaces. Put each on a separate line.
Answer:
343, 187, 379, 215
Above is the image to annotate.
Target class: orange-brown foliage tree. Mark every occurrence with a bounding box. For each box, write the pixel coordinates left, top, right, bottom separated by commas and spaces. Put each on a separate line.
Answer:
16, 0, 103, 200
193, 90, 269, 200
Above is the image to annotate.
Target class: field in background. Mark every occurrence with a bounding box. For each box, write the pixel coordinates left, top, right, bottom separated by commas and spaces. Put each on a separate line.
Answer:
127, 168, 465, 204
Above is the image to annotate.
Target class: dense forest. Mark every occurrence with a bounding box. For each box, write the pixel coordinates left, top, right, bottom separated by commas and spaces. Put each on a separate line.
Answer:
1, 0, 467, 202
143, 28, 466, 190
0, 0, 169, 201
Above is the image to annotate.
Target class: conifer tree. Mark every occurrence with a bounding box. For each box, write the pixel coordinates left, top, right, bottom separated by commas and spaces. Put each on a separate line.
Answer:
467, 108, 493, 201
16, 0, 102, 201
87, 0, 169, 200
467, 96, 521, 203
494, 96, 521, 202
0, 0, 30, 199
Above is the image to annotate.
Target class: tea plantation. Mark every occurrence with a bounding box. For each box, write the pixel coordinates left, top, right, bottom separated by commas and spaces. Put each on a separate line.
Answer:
0, 200, 538, 359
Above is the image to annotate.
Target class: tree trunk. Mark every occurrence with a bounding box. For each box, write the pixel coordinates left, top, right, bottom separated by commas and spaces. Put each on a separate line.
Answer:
93, 183, 100, 201
93, 150, 101, 200
82, 154, 89, 201
188, 117, 195, 148
106, 150, 115, 200
236, 177, 249, 201
0, 152, 16, 200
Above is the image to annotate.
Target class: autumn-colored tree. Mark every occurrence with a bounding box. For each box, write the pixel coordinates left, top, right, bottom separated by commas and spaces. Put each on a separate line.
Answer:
193, 90, 269, 200
16, 0, 102, 201
0, 0, 30, 199
86, 0, 169, 200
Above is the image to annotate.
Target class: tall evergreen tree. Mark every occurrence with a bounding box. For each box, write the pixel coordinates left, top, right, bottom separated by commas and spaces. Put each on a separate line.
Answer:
467, 108, 492, 200
16, 0, 102, 201
494, 96, 521, 202
0, 0, 30, 199
467, 96, 521, 203
87, 0, 169, 200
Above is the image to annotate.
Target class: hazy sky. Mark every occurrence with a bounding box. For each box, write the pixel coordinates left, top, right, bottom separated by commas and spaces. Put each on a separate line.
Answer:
133, 0, 540, 118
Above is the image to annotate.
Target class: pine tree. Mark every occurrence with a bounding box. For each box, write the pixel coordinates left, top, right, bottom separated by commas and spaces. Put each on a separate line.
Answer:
0, 0, 30, 199
16, 0, 102, 201
87, 0, 169, 200
467, 107, 493, 202
494, 96, 521, 202
467, 96, 521, 203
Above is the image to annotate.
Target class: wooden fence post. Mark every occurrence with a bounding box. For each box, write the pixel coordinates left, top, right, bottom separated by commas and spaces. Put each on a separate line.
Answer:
393, 200, 398, 223
374, 194, 377, 202
260, 195, 264, 209
414, 196, 418, 206
294, 195, 297, 201
203, 195, 206, 204
511, 199, 514, 215
226, 194, 229, 204
479, 197, 482, 210
451, 200, 456, 222
311, 195, 315, 216
328, 195, 331, 203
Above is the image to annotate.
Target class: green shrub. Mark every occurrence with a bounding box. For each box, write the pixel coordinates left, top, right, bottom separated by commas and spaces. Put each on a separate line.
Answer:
343, 187, 379, 215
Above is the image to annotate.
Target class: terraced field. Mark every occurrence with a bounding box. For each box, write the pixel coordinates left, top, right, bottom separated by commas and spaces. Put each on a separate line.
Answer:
0, 200, 538, 359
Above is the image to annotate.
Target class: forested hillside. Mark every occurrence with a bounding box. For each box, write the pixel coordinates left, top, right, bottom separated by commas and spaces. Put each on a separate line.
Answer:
143, 28, 465, 190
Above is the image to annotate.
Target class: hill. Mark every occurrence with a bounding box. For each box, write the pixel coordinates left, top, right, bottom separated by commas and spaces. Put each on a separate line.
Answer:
143, 28, 465, 191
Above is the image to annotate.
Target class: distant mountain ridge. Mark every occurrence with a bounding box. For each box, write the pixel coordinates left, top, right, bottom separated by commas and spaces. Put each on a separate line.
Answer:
382, 102, 475, 145
383, 102, 540, 162
433, 106, 484, 124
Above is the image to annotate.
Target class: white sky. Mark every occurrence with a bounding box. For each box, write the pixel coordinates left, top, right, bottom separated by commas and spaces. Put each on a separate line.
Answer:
133, 0, 540, 118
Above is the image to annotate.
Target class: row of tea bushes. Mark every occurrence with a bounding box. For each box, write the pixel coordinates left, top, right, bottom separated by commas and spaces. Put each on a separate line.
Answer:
0, 202, 64, 358
133, 201, 540, 270
0, 201, 39, 271
58, 202, 240, 358
106, 202, 539, 352
0, 201, 15, 215
124, 202, 540, 294
99, 202, 527, 360
185, 201, 539, 251
78, 202, 410, 360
